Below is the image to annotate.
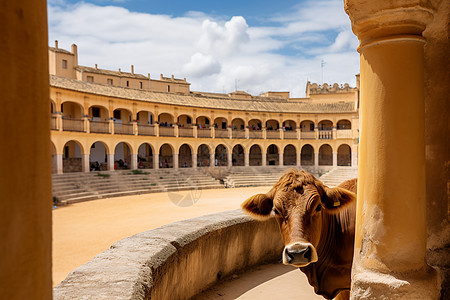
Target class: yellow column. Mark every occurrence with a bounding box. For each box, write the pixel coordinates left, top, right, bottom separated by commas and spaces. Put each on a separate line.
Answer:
345, 1, 438, 298
0, 0, 52, 298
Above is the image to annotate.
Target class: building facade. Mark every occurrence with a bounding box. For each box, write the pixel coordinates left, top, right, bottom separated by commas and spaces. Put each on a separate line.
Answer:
49, 42, 360, 174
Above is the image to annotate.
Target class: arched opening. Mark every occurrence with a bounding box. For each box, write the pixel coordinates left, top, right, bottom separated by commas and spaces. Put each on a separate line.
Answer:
337, 119, 352, 130
159, 144, 173, 168
231, 118, 245, 130
177, 114, 193, 127
213, 117, 228, 130
232, 145, 244, 166
113, 108, 133, 135
282, 120, 296, 131
179, 144, 192, 168
248, 119, 262, 130
196, 116, 211, 128
300, 120, 315, 132
337, 144, 352, 166
158, 113, 174, 126
266, 144, 279, 166
197, 144, 210, 167
114, 142, 132, 169
283, 145, 297, 166
319, 144, 333, 166
318, 120, 333, 140
137, 111, 154, 125
215, 144, 228, 166
89, 141, 108, 171
61, 101, 84, 132
138, 143, 154, 169
89, 105, 110, 133
266, 119, 279, 131
63, 140, 83, 173
301, 144, 314, 166
249, 145, 262, 166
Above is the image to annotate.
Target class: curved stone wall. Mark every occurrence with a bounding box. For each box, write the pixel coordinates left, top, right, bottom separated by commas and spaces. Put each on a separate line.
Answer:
53, 210, 283, 300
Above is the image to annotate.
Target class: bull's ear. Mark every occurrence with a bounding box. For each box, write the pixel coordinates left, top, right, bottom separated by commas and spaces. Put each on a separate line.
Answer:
241, 193, 274, 220
322, 187, 356, 211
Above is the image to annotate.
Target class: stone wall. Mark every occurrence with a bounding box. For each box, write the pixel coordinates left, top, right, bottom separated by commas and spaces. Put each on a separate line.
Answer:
53, 210, 283, 300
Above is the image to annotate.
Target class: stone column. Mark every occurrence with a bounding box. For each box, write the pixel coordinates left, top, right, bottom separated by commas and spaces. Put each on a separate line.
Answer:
132, 122, 138, 136
83, 117, 90, 133
57, 114, 63, 131
345, 1, 438, 298
55, 154, 63, 174
296, 150, 301, 168
332, 152, 337, 167
227, 152, 232, 167
153, 153, 159, 169
130, 154, 138, 170
174, 125, 179, 138
278, 152, 283, 166
262, 151, 267, 166
154, 123, 159, 137
211, 127, 215, 138
108, 119, 114, 134
192, 154, 197, 168
173, 153, 179, 169
210, 153, 215, 167
107, 154, 114, 171
244, 152, 249, 167
81, 154, 90, 173
314, 152, 319, 167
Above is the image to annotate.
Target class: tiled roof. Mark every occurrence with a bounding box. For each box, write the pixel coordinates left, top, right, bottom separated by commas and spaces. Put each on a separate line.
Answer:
75, 66, 149, 80
49, 47, 73, 55
50, 75, 356, 114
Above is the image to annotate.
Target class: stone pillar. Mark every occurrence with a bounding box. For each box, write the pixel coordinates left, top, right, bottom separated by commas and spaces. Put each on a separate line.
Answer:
107, 154, 114, 171
244, 152, 249, 167
130, 154, 138, 170
245, 127, 249, 139
227, 127, 232, 139
193, 126, 198, 138
153, 153, 159, 169
174, 125, 179, 138
279, 152, 283, 166
1, 1, 52, 297
155, 123, 159, 137
108, 119, 114, 134
296, 150, 301, 168
279, 129, 283, 140
332, 152, 337, 167
345, 1, 438, 298
227, 152, 232, 167
262, 128, 267, 139
55, 154, 63, 174
211, 127, 215, 138
332, 126, 337, 139
57, 114, 63, 131
173, 153, 179, 169
210, 153, 215, 167
81, 154, 90, 173
314, 152, 319, 167
132, 122, 138, 136
192, 154, 197, 168
83, 117, 90, 133
262, 151, 267, 166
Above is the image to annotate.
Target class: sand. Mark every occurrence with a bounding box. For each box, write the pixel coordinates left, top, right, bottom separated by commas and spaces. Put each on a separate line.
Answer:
53, 186, 321, 299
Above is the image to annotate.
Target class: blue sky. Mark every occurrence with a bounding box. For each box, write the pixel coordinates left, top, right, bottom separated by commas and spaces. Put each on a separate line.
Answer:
48, 0, 359, 97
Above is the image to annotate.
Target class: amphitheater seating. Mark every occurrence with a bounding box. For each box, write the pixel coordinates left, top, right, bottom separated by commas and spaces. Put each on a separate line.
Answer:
52, 169, 223, 204
318, 167, 358, 187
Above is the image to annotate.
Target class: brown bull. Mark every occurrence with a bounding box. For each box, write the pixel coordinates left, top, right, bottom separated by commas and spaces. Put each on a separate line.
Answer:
241, 169, 357, 300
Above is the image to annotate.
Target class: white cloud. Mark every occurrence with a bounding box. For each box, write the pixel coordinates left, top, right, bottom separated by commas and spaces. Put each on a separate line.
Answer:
48, 0, 359, 97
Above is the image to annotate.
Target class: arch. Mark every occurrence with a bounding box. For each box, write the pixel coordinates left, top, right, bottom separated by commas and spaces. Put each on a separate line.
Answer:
215, 144, 228, 166
249, 144, 262, 166
266, 119, 279, 131
232, 144, 245, 166
248, 119, 262, 130
113, 108, 132, 124
50, 100, 56, 114
159, 143, 174, 168
137, 110, 154, 125
337, 119, 352, 130
179, 144, 193, 168
138, 143, 154, 169
196, 116, 211, 127
214, 117, 228, 130
197, 144, 211, 167
266, 144, 279, 165
319, 144, 333, 166
318, 119, 333, 130
337, 144, 352, 166
282, 120, 297, 131
283, 144, 297, 166
158, 113, 174, 125
63, 140, 83, 173
231, 118, 245, 130
89, 141, 108, 171
114, 142, 132, 169
300, 120, 315, 132
61, 101, 83, 119
89, 105, 109, 121
301, 144, 314, 166
51, 141, 57, 174
177, 114, 193, 127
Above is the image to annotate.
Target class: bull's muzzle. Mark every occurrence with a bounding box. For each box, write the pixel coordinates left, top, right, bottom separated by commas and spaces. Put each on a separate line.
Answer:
283, 243, 318, 267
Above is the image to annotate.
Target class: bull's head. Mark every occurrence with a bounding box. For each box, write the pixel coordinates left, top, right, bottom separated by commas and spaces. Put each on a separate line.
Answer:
241, 169, 355, 267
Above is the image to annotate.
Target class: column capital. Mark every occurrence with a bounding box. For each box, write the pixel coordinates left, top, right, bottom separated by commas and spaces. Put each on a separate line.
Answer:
344, 0, 436, 50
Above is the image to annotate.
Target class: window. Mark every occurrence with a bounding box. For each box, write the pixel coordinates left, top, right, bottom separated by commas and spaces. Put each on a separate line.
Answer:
62, 59, 67, 69
107, 79, 113, 85
87, 76, 94, 83
126, 80, 129, 87
113, 110, 121, 120
139, 81, 143, 89
168, 85, 170, 92
92, 107, 100, 118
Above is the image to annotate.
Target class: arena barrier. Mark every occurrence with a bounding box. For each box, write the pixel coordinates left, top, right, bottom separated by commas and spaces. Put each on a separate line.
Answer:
53, 210, 283, 299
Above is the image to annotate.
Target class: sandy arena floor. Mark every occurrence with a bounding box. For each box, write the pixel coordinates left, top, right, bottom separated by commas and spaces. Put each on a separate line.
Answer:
53, 186, 321, 299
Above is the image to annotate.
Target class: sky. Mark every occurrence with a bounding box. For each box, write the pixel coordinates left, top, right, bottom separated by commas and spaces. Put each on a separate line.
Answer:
48, 0, 360, 97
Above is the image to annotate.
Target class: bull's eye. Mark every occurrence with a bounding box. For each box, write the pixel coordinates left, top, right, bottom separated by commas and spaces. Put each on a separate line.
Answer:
315, 204, 322, 212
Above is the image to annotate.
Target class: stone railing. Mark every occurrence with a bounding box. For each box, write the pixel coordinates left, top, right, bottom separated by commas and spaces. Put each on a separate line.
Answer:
62, 118, 84, 132
53, 210, 283, 300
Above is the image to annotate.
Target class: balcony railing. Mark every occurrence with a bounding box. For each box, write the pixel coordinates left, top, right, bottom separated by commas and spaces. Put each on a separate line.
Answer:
318, 130, 333, 140
266, 130, 280, 139
62, 118, 84, 132
232, 130, 246, 139
179, 127, 194, 137
197, 128, 211, 138
215, 129, 229, 138
51, 116, 57, 130
248, 130, 262, 139
301, 131, 315, 139
283, 130, 297, 139
336, 129, 352, 139
114, 123, 133, 135
138, 124, 155, 136
90, 121, 109, 134
159, 126, 175, 137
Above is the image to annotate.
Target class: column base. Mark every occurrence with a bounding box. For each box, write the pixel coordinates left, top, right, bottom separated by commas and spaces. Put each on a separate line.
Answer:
351, 265, 440, 299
